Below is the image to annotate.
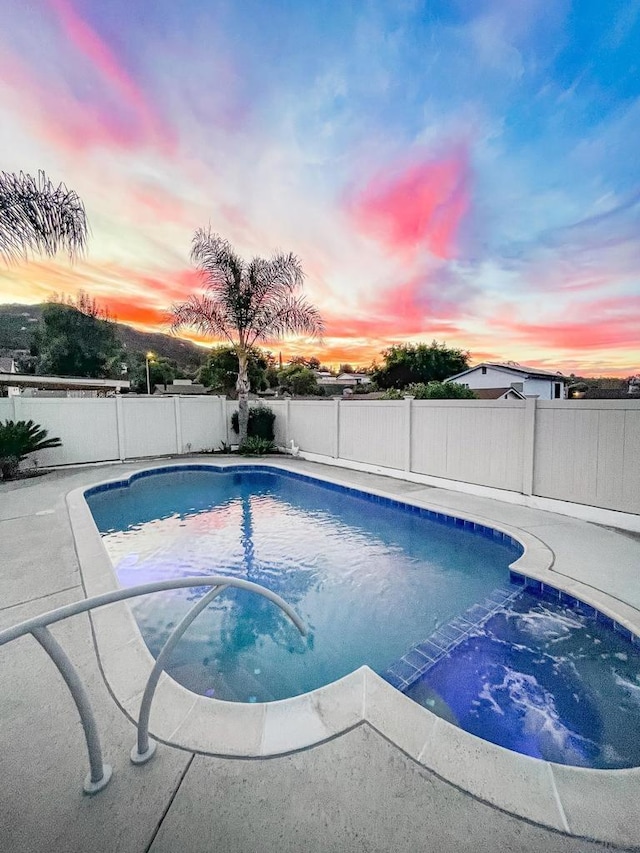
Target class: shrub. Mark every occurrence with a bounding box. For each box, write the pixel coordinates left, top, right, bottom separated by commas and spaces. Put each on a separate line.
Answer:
407, 382, 477, 399
0, 419, 62, 480
382, 388, 403, 400
238, 436, 275, 456
231, 405, 275, 440
382, 382, 476, 401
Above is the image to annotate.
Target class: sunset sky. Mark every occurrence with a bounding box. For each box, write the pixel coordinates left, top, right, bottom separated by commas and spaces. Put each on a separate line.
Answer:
0, 0, 639, 376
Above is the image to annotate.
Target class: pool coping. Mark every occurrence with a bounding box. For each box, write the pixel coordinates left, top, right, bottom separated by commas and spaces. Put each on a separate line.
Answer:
67, 459, 640, 848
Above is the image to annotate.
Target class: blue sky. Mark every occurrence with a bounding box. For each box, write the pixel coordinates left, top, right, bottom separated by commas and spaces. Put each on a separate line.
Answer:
0, 0, 638, 374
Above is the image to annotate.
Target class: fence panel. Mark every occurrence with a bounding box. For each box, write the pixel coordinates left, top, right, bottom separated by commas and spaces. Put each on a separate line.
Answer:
289, 401, 335, 456
12, 398, 119, 466
534, 401, 640, 513
179, 397, 226, 453
339, 401, 405, 469
264, 401, 288, 447
411, 400, 526, 491
121, 398, 178, 458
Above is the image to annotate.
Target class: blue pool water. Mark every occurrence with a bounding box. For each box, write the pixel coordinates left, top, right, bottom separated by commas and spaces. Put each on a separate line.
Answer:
406, 590, 640, 769
87, 467, 520, 701
87, 466, 640, 768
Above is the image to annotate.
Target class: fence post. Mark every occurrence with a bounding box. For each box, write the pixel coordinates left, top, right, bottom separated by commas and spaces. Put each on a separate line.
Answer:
115, 396, 126, 461
225, 399, 233, 446
522, 397, 537, 496
334, 399, 340, 459
10, 394, 17, 420
173, 396, 183, 454
284, 398, 290, 448
404, 396, 414, 472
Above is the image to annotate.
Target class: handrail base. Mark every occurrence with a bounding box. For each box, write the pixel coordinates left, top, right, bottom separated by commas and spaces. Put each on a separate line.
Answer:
83, 764, 112, 795
130, 741, 157, 765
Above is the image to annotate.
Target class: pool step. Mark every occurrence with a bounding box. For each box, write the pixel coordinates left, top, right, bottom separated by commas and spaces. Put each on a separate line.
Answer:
382, 586, 523, 693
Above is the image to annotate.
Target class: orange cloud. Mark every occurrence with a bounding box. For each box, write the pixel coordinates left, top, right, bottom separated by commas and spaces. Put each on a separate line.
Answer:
350, 149, 470, 259
103, 297, 169, 328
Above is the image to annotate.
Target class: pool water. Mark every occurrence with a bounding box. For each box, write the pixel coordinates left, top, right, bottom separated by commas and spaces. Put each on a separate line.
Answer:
405, 590, 640, 769
87, 467, 520, 702
87, 466, 640, 769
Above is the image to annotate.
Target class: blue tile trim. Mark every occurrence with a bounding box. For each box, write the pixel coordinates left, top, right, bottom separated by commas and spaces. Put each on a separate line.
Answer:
500, 572, 640, 648
83, 463, 525, 556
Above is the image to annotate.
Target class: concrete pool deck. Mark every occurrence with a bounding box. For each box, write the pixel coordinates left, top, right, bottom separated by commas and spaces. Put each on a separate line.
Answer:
1, 455, 639, 852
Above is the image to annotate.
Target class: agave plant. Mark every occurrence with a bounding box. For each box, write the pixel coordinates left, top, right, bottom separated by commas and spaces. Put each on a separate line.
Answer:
0, 419, 62, 480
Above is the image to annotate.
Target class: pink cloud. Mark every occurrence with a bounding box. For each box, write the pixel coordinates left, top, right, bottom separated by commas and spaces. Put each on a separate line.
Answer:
0, 51, 149, 157
350, 149, 471, 259
492, 295, 640, 351
49, 0, 169, 151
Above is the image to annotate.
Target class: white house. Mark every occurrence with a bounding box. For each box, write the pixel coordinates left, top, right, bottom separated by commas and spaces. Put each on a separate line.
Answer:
446, 362, 569, 400
315, 372, 372, 389
0, 371, 130, 397
336, 372, 372, 386
0, 357, 19, 397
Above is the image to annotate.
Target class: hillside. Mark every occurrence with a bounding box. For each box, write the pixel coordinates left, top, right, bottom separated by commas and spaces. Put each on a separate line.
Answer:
0, 303, 207, 368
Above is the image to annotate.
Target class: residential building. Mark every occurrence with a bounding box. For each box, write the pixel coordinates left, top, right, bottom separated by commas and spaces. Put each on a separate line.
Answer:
0, 356, 18, 396
447, 362, 568, 400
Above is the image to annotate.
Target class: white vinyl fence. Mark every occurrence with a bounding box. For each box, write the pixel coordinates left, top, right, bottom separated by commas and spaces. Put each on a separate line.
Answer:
0, 396, 228, 467
1, 395, 638, 516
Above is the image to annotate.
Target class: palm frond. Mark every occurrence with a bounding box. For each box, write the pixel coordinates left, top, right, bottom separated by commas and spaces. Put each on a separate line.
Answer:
0, 170, 88, 263
170, 294, 237, 345
249, 295, 325, 345
190, 228, 244, 294
180, 229, 324, 351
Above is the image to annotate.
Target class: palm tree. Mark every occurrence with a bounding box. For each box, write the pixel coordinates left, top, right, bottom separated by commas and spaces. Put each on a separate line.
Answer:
0, 170, 88, 263
171, 229, 324, 443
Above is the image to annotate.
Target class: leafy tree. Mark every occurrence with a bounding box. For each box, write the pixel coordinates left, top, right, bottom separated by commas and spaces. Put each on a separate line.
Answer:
277, 364, 319, 396
171, 230, 323, 442
0, 419, 62, 480
339, 363, 355, 374
197, 345, 269, 395
124, 353, 183, 393
0, 170, 88, 263
371, 341, 470, 390
289, 355, 320, 370
32, 292, 123, 378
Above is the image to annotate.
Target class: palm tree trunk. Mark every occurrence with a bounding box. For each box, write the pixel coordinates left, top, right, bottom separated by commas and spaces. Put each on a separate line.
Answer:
236, 348, 250, 444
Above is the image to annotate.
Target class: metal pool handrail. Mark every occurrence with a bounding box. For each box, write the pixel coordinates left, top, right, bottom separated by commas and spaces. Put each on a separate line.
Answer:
0, 576, 307, 795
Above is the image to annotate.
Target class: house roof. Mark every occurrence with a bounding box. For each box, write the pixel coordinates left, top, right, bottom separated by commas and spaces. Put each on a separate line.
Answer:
473, 387, 527, 400
153, 383, 208, 395
0, 372, 129, 391
447, 362, 569, 382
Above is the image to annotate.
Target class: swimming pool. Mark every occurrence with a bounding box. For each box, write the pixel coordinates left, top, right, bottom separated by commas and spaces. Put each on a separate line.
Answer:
87, 465, 521, 702
85, 464, 640, 770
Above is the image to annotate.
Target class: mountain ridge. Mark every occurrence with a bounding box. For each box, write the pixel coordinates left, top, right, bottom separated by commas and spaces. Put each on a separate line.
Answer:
0, 303, 207, 368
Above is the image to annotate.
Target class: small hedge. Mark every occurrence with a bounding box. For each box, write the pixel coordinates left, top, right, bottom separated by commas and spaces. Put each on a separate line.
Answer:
231, 405, 276, 440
